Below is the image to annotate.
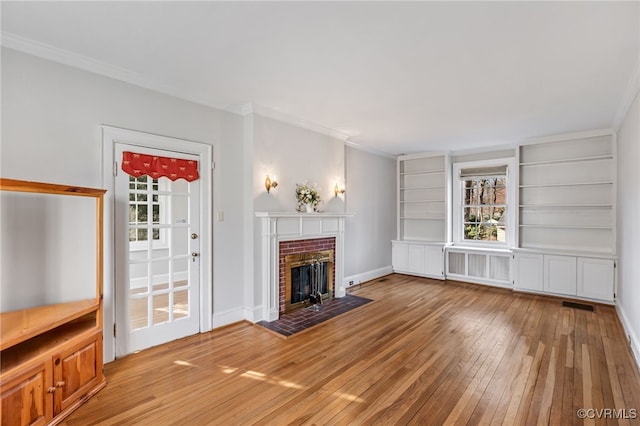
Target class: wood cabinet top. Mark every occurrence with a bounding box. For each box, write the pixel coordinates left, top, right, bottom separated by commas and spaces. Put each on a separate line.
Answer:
0, 299, 99, 351
0, 178, 106, 197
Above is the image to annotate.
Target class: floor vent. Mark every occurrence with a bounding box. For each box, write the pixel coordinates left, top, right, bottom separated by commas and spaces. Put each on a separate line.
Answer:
562, 301, 595, 312
378, 278, 389, 282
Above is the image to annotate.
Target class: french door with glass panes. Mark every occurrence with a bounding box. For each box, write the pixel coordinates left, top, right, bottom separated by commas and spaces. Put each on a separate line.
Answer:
115, 143, 200, 355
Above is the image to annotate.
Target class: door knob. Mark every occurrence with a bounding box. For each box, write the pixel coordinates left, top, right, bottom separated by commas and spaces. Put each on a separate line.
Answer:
191, 233, 198, 239
192, 252, 199, 257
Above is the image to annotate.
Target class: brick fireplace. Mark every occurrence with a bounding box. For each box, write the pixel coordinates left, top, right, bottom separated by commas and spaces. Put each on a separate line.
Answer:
279, 237, 335, 314
255, 212, 351, 322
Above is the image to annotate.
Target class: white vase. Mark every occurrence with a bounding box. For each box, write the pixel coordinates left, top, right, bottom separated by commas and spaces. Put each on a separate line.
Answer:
305, 203, 314, 213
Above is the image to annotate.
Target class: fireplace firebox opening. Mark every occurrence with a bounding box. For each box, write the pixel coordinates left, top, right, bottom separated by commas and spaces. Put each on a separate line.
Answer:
284, 250, 334, 313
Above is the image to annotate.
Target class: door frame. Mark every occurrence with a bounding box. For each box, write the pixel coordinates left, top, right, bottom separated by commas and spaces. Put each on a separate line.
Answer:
101, 125, 214, 362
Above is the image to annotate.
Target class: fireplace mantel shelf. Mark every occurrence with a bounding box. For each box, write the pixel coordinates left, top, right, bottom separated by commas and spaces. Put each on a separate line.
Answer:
255, 212, 354, 218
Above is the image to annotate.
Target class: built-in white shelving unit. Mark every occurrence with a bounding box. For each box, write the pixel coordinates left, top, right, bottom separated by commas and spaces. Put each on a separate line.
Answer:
514, 131, 616, 303
518, 133, 615, 254
393, 153, 448, 279
397, 153, 448, 242
391, 131, 616, 304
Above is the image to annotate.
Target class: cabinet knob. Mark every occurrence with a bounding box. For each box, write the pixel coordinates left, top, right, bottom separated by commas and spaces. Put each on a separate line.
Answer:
56, 381, 65, 388
47, 387, 56, 393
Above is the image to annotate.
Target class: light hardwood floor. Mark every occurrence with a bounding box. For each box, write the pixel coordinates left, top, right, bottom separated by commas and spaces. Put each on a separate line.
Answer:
62, 275, 640, 425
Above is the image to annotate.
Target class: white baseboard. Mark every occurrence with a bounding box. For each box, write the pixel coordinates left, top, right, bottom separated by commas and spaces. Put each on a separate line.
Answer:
212, 306, 245, 328
616, 304, 640, 371
344, 266, 393, 288
243, 305, 263, 323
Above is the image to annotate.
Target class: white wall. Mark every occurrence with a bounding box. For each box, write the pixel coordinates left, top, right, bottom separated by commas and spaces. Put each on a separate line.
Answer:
1, 48, 246, 362
616, 88, 640, 368
344, 146, 396, 284
247, 114, 346, 318
252, 114, 346, 214
1, 192, 96, 310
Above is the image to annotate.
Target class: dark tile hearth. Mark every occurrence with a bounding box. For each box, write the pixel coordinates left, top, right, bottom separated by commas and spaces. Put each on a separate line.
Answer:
256, 294, 373, 338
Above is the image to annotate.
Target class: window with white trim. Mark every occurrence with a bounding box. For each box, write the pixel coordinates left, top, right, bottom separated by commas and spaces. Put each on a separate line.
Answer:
452, 159, 515, 246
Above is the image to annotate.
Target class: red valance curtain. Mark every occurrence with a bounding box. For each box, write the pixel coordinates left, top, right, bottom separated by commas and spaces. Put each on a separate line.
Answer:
121, 151, 199, 182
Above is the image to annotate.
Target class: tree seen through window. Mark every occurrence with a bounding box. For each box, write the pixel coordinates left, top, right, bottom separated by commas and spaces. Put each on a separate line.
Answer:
129, 175, 161, 242
463, 176, 506, 242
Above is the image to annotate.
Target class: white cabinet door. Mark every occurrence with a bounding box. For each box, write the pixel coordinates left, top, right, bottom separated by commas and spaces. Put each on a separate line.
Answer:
577, 258, 614, 302
425, 246, 444, 278
514, 253, 544, 291
392, 242, 409, 272
407, 244, 426, 274
544, 255, 577, 296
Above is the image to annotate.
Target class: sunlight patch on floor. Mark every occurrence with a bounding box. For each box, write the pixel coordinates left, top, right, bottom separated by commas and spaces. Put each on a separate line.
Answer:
332, 391, 365, 403
234, 369, 306, 390
173, 360, 197, 368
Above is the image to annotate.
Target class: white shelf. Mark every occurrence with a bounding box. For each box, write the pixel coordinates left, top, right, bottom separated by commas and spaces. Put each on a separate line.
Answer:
400, 185, 445, 190
519, 204, 613, 209
401, 216, 445, 220
519, 224, 612, 230
400, 199, 444, 204
519, 154, 613, 166
400, 169, 445, 176
519, 181, 613, 189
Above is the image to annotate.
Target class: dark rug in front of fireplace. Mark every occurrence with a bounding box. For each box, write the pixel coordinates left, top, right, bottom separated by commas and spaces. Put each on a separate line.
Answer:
256, 294, 373, 338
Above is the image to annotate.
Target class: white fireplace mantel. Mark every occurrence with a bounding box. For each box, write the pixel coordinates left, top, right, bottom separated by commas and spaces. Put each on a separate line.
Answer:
255, 212, 353, 322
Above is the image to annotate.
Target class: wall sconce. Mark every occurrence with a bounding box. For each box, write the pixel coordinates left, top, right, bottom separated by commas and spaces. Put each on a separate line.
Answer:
265, 175, 278, 193
334, 183, 345, 197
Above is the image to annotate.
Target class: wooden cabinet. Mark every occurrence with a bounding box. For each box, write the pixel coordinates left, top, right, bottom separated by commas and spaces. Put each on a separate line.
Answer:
0, 179, 106, 426
53, 331, 102, 416
1, 362, 52, 426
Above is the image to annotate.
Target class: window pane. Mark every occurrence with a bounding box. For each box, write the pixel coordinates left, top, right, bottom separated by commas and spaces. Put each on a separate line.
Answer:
481, 207, 491, 223
152, 205, 160, 223
138, 205, 148, 223
138, 228, 148, 241
461, 172, 507, 243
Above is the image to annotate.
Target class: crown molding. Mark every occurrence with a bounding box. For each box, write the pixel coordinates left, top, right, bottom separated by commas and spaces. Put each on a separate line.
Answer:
1, 31, 231, 113
344, 140, 396, 159
613, 56, 640, 130
520, 128, 614, 146
3, 31, 394, 158
246, 103, 351, 142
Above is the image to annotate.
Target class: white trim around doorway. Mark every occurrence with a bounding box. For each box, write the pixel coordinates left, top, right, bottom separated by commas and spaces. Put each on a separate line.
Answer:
101, 125, 215, 363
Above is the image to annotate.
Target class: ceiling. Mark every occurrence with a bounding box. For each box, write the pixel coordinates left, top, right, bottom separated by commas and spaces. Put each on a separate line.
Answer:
2, 1, 638, 155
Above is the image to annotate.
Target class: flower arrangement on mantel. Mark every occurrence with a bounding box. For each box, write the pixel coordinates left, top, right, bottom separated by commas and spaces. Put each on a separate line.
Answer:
295, 181, 321, 213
